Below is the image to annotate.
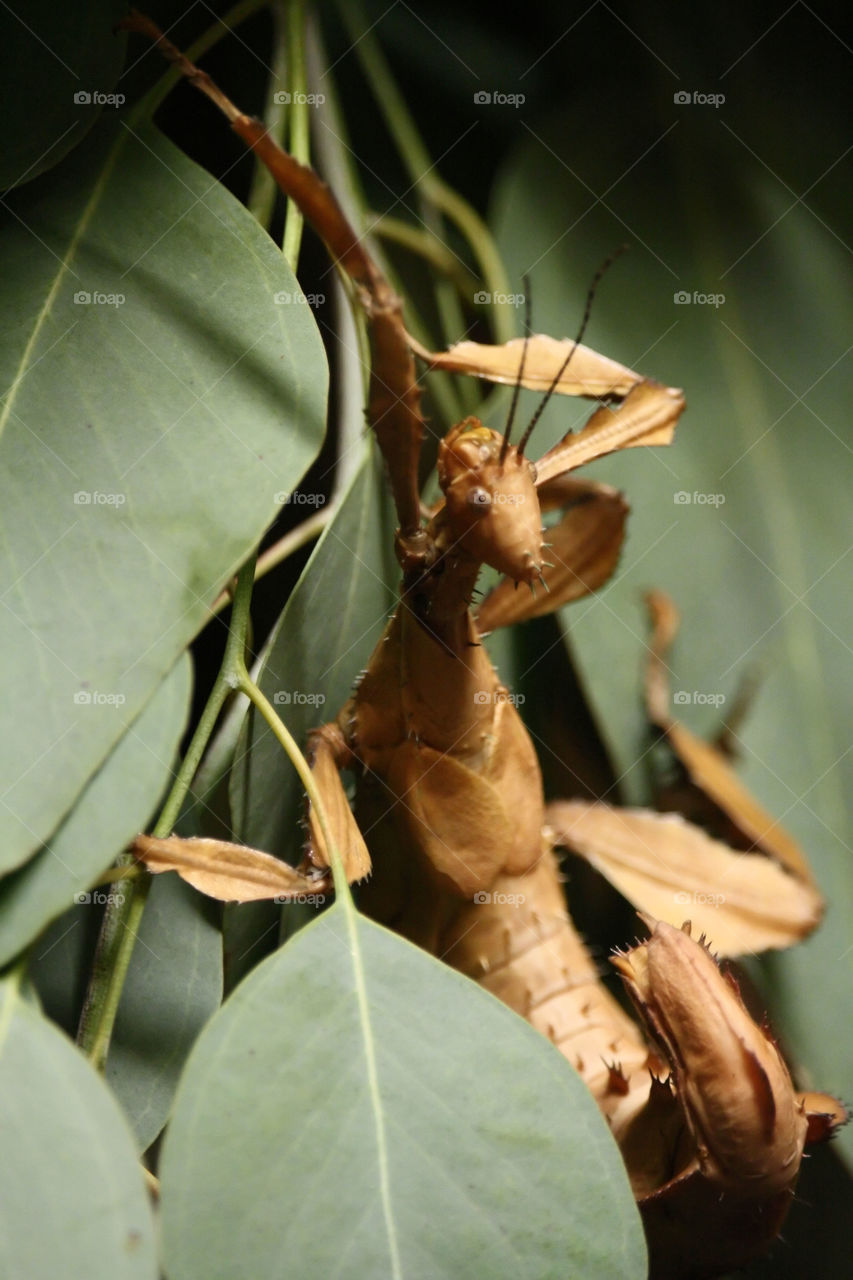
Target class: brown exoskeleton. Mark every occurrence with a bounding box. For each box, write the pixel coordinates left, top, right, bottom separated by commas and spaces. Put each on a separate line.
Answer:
126, 14, 845, 1276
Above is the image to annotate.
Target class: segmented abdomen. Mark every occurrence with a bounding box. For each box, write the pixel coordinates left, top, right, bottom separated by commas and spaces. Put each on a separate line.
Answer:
438, 845, 652, 1119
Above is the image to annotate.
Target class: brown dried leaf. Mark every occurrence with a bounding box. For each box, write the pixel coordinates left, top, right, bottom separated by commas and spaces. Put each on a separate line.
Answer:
645, 590, 817, 886
410, 333, 641, 397
547, 801, 823, 956
534, 380, 684, 486
667, 723, 816, 883
476, 480, 628, 632
133, 834, 324, 903
306, 723, 372, 884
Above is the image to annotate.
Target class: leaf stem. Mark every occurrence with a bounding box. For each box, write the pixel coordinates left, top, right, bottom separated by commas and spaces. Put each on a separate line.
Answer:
209, 505, 332, 616
246, 2, 291, 231
281, 0, 310, 267
76, 555, 258, 1069
234, 669, 346, 896
368, 214, 480, 296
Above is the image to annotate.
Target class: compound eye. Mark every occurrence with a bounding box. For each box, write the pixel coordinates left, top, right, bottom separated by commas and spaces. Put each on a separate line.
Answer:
467, 486, 492, 511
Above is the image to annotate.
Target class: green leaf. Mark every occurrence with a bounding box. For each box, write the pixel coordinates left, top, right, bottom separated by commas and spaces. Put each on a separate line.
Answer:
493, 108, 853, 1161
107, 871, 223, 1153
224, 446, 397, 983
0, 119, 327, 874
160, 903, 646, 1280
0, 654, 191, 965
27, 900, 103, 1037
0, 975, 157, 1278
0, 0, 128, 189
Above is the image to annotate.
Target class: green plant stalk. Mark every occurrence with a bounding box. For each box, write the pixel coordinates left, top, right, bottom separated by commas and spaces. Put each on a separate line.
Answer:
281, 0, 310, 264
369, 213, 481, 296
246, 0, 292, 231
337, 2, 516, 353
245, 0, 312, 248
76, 555, 258, 1069
208, 505, 331, 617
89, 862, 145, 889
336, 6, 463, 333
303, 13, 464, 434
234, 672, 345, 893
337, 2, 470, 417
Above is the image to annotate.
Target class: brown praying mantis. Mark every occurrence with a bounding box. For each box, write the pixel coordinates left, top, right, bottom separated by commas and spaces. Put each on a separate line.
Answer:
124, 12, 845, 1277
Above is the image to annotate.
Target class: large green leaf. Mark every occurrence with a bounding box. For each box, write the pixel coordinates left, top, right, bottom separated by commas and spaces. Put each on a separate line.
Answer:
492, 107, 853, 1160
160, 902, 646, 1280
0, 118, 327, 874
0, 976, 157, 1278
0, 653, 190, 965
107, 871, 223, 1153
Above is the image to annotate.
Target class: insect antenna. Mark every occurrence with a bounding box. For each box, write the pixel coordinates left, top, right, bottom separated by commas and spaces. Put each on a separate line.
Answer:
516, 244, 628, 458
499, 279, 532, 464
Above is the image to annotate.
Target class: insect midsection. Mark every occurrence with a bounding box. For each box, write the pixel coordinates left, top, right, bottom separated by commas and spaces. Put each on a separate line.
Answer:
344, 602, 542, 934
